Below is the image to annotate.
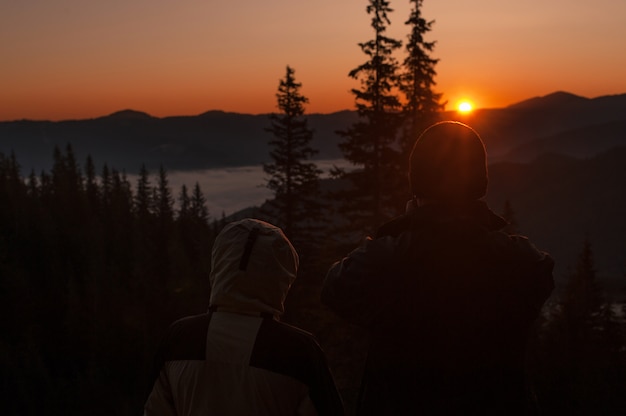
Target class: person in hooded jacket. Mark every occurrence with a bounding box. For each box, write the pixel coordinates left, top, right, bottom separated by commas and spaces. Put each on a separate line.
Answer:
321, 121, 554, 415
145, 218, 344, 416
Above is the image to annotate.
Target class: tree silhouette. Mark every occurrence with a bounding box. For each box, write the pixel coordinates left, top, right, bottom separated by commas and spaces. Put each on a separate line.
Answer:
399, 0, 444, 154
178, 184, 191, 220
336, 0, 403, 232
134, 164, 152, 220
154, 165, 174, 223
190, 182, 210, 225
263, 65, 322, 244
532, 236, 626, 414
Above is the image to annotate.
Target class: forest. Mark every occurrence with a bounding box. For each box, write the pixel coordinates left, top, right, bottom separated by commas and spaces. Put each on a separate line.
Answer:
1, 145, 625, 415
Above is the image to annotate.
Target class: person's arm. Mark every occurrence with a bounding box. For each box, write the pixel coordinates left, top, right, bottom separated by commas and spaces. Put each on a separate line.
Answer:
321, 234, 408, 327
144, 366, 177, 416
144, 324, 179, 416
303, 341, 345, 416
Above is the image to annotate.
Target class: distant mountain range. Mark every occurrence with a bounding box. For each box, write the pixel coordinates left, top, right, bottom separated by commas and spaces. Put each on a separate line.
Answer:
1, 91, 625, 173
0, 109, 356, 174
485, 148, 626, 289
465, 91, 626, 162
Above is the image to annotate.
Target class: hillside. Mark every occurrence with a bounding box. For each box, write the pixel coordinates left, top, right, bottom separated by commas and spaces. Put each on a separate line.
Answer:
486, 148, 626, 287
0, 111, 354, 174
446, 92, 626, 160
502, 119, 626, 162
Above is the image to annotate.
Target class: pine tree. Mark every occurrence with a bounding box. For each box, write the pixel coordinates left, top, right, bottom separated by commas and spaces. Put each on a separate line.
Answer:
154, 165, 174, 223
336, 0, 403, 232
537, 236, 626, 413
263, 65, 322, 242
399, 0, 444, 153
190, 182, 209, 225
27, 170, 38, 198
101, 164, 112, 211
562, 236, 602, 330
84, 155, 100, 212
178, 184, 191, 220
134, 164, 152, 219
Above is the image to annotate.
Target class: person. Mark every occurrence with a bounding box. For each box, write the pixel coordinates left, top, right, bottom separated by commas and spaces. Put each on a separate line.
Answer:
321, 121, 554, 415
145, 218, 344, 416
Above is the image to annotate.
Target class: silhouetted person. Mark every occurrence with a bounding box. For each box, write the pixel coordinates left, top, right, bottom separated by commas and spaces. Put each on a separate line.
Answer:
322, 121, 554, 415
145, 218, 344, 415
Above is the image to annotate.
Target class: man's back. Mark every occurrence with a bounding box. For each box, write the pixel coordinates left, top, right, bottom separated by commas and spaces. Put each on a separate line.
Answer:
322, 201, 554, 415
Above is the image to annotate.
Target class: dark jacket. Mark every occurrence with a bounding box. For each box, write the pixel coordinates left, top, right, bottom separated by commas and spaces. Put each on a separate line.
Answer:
322, 201, 554, 415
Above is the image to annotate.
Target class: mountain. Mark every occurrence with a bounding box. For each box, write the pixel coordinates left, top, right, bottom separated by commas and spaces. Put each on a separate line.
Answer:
2, 91, 626, 174
507, 91, 589, 109
0, 110, 355, 174
445, 92, 626, 160
501, 119, 626, 162
485, 147, 626, 287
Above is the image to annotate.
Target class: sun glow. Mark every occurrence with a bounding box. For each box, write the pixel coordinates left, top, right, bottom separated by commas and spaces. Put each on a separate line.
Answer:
457, 100, 474, 113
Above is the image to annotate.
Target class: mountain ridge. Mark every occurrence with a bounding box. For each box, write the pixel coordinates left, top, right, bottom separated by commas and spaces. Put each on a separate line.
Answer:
1, 91, 625, 174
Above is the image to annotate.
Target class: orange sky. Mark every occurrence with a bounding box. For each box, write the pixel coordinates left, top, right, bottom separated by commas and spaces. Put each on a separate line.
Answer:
2, 0, 626, 121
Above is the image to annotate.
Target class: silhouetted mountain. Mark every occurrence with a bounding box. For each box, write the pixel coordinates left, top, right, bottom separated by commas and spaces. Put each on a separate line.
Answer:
502, 120, 626, 162
1, 91, 625, 173
0, 110, 354, 174
104, 109, 153, 120
486, 147, 626, 285
446, 92, 626, 160
507, 91, 588, 110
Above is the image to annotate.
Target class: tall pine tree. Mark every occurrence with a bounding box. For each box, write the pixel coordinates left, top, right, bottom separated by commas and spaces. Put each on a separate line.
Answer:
190, 182, 210, 225
533, 236, 625, 414
263, 65, 322, 244
336, 0, 403, 233
399, 0, 445, 153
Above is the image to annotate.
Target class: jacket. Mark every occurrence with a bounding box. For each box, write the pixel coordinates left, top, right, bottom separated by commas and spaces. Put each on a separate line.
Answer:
145, 219, 344, 415
322, 201, 554, 415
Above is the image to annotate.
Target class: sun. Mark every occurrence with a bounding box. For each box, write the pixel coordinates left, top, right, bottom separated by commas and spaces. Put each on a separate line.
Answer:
457, 100, 474, 114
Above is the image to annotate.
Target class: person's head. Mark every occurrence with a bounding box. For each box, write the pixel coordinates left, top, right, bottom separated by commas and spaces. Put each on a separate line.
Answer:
409, 121, 488, 202
209, 218, 299, 317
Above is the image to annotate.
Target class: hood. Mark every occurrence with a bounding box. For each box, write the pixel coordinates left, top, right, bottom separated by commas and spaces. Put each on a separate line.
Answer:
209, 218, 299, 316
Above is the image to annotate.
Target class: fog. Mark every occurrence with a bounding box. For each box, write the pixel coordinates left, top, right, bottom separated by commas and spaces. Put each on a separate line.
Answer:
129, 159, 353, 218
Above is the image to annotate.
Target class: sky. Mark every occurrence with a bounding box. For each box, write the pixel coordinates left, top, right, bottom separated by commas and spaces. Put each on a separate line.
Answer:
2, 0, 626, 121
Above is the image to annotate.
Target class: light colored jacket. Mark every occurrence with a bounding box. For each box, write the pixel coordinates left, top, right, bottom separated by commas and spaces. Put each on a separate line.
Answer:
145, 218, 343, 416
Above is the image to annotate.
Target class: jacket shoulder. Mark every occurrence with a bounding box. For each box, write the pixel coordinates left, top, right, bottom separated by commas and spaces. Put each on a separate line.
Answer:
160, 313, 211, 361
489, 231, 553, 265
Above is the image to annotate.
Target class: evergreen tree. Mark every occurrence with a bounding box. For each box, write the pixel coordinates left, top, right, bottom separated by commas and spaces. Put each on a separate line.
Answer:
101, 164, 112, 211
399, 0, 444, 153
154, 165, 174, 223
336, 0, 403, 232
562, 236, 602, 329
134, 164, 152, 219
50, 144, 84, 213
263, 65, 322, 242
84, 155, 100, 212
27, 169, 38, 198
178, 184, 191, 220
190, 182, 210, 225
534, 236, 625, 414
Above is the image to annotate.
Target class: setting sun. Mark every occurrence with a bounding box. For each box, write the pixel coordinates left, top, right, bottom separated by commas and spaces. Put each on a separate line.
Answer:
457, 100, 474, 113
